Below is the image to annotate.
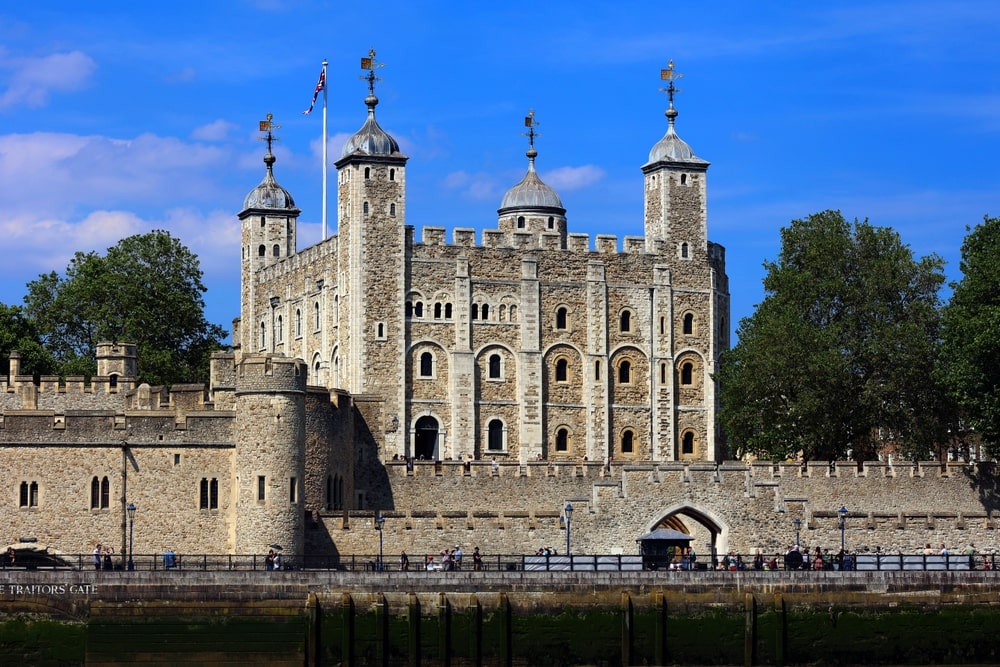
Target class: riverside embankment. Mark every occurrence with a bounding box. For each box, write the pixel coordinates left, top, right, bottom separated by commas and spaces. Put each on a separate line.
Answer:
2, 569, 999, 665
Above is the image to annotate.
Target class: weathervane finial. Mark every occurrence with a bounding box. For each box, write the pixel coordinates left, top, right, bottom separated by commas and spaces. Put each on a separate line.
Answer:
521, 109, 541, 151
360, 48, 385, 97
659, 60, 684, 124
258, 112, 281, 155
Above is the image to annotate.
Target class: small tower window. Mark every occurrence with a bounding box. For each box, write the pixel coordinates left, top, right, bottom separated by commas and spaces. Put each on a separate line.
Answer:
618, 360, 631, 384
363, 201, 369, 215
620, 310, 632, 332
364, 167, 370, 179
481, 304, 490, 320
555, 358, 568, 382
434, 303, 442, 319
445, 303, 453, 318
681, 362, 693, 385
595, 360, 601, 381
314, 302, 321, 330
620, 430, 635, 454
517, 216, 525, 229
420, 352, 433, 377
277, 315, 283, 342
682, 432, 695, 454
488, 354, 501, 379
488, 419, 504, 451
295, 309, 302, 337
556, 428, 569, 452
680, 173, 688, 185
556, 307, 568, 330
257, 476, 266, 501
660, 362, 667, 384
260, 217, 265, 227
548, 216, 554, 229
683, 313, 694, 335
471, 304, 479, 320
390, 203, 396, 216
273, 244, 280, 257
389, 168, 395, 181
377, 322, 385, 338
260, 322, 266, 349
258, 245, 266, 257
680, 242, 689, 259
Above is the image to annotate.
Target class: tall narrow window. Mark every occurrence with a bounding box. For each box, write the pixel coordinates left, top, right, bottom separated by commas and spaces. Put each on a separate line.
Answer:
377, 322, 385, 338
488, 354, 501, 379
258, 245, 266, 257
681, 242, 689, 258
200, 478, 209, 509
260, 322, 266, 349
405, 301, 413, 318
682, 432, 694, 454
101, 477, 109, 509
414, 302, 423, 317
364, 167, 370, 179
295, 309, 302, 337
556, 358, 568, 382
556, 428, 569, 452
620, 310, 631, 332
681, 362, 693, 385
488, 419, 504, 450
445, 303, 452, 318
434, 303, 442, 319
29, 481, 38, 507
420, 352, 433, 377
517, 216, 525, 228
595, 360, 601, 381
389, 168, 395, 181
289, 477, 297, 503
91, 477, 101, 509
257, 476, 266, 501
471, 304, 479, 320
482, 304, 490, 320
621, 430, 634, 454
19, 482, 28, 507
660, 363, 667, 384
618, 360, 631, 384
273, 244, 280, 257
548, 216, 554, 229
277, 315, 283, 342
363, 201, 369, 215
556, 307, 568, 330
210, 478, 218, 509
683, 313, 694, 335
314, 302, 320, 330
390, 203, 396, 216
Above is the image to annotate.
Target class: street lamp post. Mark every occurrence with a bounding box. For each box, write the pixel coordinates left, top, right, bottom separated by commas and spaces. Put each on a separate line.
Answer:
838, 505, 848, 552
375, 514, 385, 571
793, 517, 801, 547
126, 503, 136, 571
564, 503, 574, 555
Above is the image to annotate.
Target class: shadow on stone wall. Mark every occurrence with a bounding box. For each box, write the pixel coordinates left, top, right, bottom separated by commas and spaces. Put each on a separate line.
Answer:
963, 462, 1000, 515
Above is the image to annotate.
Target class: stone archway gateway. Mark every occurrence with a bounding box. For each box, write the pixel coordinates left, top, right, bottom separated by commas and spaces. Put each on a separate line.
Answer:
413, 415, 439, 461
650, 505, 725, 566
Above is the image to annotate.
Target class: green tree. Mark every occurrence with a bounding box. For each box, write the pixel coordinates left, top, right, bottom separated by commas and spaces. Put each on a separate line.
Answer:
23, 230, 227, 386
0, 302, 55, 377
717, 210, 946, 462
938, 215, 1000, 459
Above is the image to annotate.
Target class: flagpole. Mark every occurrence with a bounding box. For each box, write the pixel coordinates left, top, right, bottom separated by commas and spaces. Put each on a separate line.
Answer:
321, 59, 329, 240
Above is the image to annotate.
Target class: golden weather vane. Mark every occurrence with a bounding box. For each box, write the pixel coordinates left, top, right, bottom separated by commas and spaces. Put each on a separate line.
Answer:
659, 60, 683, 112
360, 48, 385, 96
521, 109, 541, 150
258, 113, 281, 154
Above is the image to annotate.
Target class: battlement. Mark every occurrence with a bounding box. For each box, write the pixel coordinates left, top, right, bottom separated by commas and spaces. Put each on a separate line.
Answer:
255, 234, 338, 285
235, 353, 307, 394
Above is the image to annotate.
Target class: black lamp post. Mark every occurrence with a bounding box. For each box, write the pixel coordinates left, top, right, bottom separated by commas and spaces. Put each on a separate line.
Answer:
564, 503, 574, 555
838, 505, 848, 551
375, 514, 385, 571
793, 517, 801, 547
126, 503, 136, 571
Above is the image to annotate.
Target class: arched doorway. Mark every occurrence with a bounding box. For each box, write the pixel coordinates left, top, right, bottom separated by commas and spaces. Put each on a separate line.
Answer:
414, 416, 439, 461
649, 506, 725, 568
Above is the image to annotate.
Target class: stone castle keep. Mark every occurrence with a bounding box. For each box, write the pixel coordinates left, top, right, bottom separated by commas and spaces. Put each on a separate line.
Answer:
3, 62, 999, 563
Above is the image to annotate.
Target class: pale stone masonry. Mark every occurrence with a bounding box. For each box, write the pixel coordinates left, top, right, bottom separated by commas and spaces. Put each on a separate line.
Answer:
5, 67, 996, 564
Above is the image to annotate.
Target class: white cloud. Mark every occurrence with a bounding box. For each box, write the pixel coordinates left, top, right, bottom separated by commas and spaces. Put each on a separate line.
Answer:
0, 49, 96, 110
442, 170, 500, 201
191, 120, 238, 141
542, 165, 605, 191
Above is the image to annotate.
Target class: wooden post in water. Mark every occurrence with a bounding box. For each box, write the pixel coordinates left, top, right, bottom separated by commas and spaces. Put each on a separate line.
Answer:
500, 591, 512, 667
471, 595, 483, 667
376, 592, 389, 667
621, 591, 633, 666
342, 592, 355, 667
774, 593, 786, 667
438, 592, 451, 667
408, 592, 421, 667
654, 592, 667, 665
305, 592, 319, 667
744, 592, 757, 667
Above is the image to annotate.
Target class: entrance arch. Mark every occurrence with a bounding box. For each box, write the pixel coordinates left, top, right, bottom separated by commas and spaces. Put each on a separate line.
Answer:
648, 504, 727, 567
414, 416, 439, 461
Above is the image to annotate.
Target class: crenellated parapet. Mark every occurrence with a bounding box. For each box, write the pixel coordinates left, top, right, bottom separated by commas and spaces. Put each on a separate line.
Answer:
410, 226, 680, 258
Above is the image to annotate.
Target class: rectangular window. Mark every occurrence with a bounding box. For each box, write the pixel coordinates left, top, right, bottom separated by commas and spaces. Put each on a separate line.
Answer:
210, 478, 219, 509
200, 478, 209, 509
289, 477, 297, 503
257, 475, 266, 501
174, 454, 181, 466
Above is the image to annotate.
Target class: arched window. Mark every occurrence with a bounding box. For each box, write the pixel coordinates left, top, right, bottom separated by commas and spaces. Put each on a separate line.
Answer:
682, 432, 695, 454
660, 362, 667, 384
488, 354, 501, 379
314, 302, 320, 330
499, 304, 507, 321
420, 352, 433, 377
277, 315, 283, 342
273, 244, 280, 257
390, 203, 396, 216
445, 303, 452, 318
488, 419, 504, 450
471, 304, 479, 320
620, 430, 634, 454
683, 313, 694, 335
260, 322, 266, 349
556, 428, 569, 452
548, 216, 554, 229
481, 304, 490, 320
295, 309, 302, 337
258, 245, 266, 257
363, 201, 369, 215
556, 307, 568, 330
680, 242, 689, 259
681, 362, 693, 385
434, 303, 442, 319
620, 310, 632, 332
90, 477, 101, 509
364, 167, 370, 179
517, 216, 525, 229
680, 173, 688, 185
509, 305, 517, 322
555, 358, 568, 382
377, 322, 384, 338
389, 168, 395, 181
414, 302, 423, 318
618, 360, 631, 384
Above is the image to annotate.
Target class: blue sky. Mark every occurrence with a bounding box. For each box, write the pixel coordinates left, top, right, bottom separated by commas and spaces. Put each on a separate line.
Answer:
1, 2, 997, 342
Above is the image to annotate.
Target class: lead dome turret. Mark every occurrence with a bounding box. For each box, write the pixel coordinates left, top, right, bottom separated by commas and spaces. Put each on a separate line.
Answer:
243, 152, 297, 210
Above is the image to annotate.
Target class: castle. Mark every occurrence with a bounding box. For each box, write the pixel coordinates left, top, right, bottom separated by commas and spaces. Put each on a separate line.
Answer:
2, 59, 996, 564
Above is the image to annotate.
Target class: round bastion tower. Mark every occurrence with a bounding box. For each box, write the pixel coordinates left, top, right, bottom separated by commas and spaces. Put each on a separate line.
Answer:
233, 354, 307, 557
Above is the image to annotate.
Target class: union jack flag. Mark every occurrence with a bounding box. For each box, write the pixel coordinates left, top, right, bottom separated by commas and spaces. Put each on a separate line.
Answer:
302, 68, 325, 115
